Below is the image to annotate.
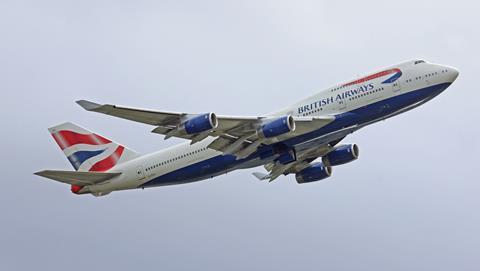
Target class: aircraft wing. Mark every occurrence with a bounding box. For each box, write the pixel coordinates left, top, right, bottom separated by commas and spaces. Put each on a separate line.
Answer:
34, 170, 121, 186
77, 100, 334, 158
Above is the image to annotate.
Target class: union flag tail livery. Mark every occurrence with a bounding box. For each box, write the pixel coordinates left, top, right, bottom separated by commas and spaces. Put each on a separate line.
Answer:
35, 60, 459, 197
48, 122, 139, 172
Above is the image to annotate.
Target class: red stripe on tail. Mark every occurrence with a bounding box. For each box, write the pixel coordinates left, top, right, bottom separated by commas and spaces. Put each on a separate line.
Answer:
89, 146, 125, 172
52, 130, 111, 150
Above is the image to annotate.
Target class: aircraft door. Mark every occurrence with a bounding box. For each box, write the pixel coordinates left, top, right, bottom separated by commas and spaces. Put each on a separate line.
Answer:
425, 76, 431, 86
136, 166, 145, 180
392, 81, 401, 93
336, 97, 347, 111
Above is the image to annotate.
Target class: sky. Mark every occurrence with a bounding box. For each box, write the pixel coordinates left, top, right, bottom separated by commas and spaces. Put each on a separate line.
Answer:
1, 0, 479, 270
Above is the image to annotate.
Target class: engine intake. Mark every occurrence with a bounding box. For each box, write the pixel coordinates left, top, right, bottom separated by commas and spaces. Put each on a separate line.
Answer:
260, 116, 295, 138
183, 113, 218, 134
295, 162, 332, 184
322, 144, 359, 166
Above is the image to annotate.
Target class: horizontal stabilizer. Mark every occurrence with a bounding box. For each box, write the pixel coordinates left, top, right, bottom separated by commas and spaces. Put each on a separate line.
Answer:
35, 170, 121, 186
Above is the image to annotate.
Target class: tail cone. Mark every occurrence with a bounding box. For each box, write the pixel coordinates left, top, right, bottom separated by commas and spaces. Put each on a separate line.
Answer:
71, 185, 83, 194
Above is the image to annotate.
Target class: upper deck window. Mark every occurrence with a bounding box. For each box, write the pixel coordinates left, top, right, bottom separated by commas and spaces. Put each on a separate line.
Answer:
414, 60, 425, 65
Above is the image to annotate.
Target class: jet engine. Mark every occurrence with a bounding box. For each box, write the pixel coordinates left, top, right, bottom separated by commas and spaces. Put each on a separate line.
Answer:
322, 144, 359, 166
295, 162, 332, 184
183, 113, 218, 134
259, 116, 295, 138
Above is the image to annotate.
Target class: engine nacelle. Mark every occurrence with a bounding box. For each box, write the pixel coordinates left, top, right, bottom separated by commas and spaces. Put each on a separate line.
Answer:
259, 116, 295, 138
295, 162, 332, 184
322, 144, 359, 166
183, 113, 218, 134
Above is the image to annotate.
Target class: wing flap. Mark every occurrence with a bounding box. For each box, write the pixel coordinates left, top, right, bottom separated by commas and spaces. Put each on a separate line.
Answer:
34, 170, 121, 186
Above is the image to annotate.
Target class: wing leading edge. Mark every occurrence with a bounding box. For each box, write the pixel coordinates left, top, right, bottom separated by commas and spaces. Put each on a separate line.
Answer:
76, 100, 335, 158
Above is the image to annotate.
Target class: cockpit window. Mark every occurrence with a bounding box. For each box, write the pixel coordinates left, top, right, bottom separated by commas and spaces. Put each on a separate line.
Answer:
414, 60, 425, 64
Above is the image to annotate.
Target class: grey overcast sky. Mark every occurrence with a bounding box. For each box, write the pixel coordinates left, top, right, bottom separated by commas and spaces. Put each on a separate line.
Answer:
1, 0, 479, 270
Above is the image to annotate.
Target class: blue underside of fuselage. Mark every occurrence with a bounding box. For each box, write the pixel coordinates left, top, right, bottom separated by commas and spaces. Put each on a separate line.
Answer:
141, 82, 451, 188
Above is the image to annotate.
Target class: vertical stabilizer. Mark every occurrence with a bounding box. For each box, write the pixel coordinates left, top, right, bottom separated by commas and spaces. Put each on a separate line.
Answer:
48, 122, 139, 172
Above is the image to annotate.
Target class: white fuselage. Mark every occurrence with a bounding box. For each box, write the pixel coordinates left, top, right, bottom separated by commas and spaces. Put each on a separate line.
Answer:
86, 60, 458, 195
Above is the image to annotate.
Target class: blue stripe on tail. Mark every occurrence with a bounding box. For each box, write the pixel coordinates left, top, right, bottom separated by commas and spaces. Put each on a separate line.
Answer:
67, 149, 105, 170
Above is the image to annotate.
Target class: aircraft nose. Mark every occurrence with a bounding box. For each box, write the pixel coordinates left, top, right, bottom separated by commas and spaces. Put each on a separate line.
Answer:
447, 66, 459, 83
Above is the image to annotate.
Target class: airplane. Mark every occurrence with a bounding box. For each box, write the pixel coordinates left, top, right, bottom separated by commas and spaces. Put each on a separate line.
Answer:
35, 59, 459, 196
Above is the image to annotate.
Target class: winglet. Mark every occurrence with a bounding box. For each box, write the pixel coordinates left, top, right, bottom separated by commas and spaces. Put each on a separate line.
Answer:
76, 100, 102, 111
